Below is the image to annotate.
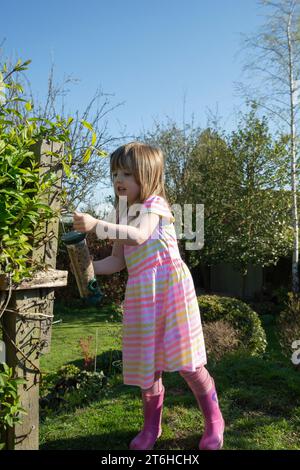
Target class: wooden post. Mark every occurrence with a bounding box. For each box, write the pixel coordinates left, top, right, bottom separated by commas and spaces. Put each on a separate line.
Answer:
32, 140, 63, 270
0, 140, 67, 450
31, 140, 64, 354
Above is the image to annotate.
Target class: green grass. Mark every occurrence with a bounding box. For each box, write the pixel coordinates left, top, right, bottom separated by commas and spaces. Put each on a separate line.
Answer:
39, 305, 300, 450
40, 302, 122, 373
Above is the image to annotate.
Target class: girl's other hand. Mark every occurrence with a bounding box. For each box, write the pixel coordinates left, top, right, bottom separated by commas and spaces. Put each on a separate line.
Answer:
73, 211, 98, 233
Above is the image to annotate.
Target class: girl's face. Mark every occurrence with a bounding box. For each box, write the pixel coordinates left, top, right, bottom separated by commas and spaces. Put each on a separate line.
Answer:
112, 167, 140, 205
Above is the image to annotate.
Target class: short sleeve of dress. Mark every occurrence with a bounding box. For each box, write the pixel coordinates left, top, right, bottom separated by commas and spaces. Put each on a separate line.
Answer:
140, 195, 175, 223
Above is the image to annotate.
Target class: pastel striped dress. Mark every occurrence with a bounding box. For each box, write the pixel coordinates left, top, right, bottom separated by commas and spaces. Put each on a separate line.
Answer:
123, 195, 207, 389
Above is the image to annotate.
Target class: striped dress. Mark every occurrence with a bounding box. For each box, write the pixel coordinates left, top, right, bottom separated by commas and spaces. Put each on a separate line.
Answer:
123, 195, 207, 389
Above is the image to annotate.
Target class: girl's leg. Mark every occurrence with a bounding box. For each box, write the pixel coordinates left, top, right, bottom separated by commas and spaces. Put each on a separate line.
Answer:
180, 366, 213, 395
179, 366, 225, 450
144, 371, 163, 394
129, 371, 165, 451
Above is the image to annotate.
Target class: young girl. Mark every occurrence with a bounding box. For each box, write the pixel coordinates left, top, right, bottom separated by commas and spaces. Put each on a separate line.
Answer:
73, 141, 225, 451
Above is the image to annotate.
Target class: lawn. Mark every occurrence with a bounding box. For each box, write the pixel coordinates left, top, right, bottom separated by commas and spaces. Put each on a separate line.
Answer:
39, 302, 300, 450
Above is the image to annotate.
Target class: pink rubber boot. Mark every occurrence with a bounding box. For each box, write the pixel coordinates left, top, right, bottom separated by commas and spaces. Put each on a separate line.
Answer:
196, 379, 225, 450
129, 386, 165, 450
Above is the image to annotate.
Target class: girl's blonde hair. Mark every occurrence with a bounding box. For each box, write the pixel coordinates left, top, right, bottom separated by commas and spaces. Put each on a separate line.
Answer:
110, 142, 170, 220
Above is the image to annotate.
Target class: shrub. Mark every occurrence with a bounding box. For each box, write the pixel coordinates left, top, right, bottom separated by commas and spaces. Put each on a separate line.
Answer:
39, 364, 107, 414
0, 59, 97, 283
277, 292, 300, 367
202, 320, 240, 362
78, 335, 95, 370
198, 295, 267, 356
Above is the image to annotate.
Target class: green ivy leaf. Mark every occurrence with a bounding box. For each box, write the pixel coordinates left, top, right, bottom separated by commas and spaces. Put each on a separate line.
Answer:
80, 120, 93, 132
91, 131, 97, 146
25, 101, 32, 112
83, 148, 91, 164
96, 149, 107, 158
62, 161, 72, 178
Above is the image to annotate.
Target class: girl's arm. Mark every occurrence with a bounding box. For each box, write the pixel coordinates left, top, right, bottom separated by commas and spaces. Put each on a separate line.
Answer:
73, 211, 160, 246
93, 241, 126, 274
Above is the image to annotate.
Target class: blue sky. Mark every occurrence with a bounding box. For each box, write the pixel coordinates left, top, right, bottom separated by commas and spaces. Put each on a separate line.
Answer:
1, 0, 265, 207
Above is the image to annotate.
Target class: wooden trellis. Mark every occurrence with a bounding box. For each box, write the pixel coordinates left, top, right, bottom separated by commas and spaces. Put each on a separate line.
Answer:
0, 140, 68, 450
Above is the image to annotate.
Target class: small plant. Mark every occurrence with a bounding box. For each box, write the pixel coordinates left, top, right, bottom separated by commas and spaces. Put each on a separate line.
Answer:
78, 336, 95, 370
39, 364, 107, 415
0, 363, 27, 450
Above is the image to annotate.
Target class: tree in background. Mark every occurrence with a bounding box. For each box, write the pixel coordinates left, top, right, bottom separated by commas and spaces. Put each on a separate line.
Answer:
141, 118, 202, 206
141, 118, 204, 265
188, 108, 292, 297
142, 109, 292, 298
227, 107, 292, 296
237, 0, 300, 293
186, 126, 238, 265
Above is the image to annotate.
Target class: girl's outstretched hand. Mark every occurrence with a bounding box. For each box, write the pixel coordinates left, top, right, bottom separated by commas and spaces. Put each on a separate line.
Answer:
73, 211, 98, 233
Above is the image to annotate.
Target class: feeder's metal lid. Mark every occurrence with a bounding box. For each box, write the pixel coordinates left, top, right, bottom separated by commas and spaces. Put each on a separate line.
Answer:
61, 231, 86, 245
